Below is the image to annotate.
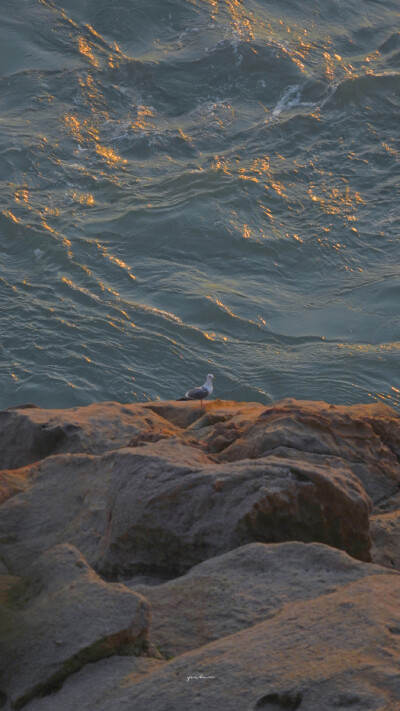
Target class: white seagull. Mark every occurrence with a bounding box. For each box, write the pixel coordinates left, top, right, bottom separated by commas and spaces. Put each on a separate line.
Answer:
178, 373, 215, 406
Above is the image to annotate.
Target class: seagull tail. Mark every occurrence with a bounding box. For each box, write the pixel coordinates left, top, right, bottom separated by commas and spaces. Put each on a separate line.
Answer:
177, 397, 190, 401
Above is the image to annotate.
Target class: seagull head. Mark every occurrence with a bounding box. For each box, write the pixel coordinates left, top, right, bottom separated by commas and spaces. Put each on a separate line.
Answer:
206, 373, 215, 380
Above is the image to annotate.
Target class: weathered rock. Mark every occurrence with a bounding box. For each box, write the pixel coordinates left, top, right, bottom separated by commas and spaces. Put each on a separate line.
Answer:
0, 464, 33, 505
18, 656, 164, 711
0, 437, 371, 578
0, 402, 179, 471
2, 397, 400, 710
0, 442, 208, 576
105, 572, 400, 711
148, 399, 265, 433
98, 441, 372, 575
0, 452, 111, 573
20, 548, 400, 711
370, 510, 400, 571
129, 541, 397, 657
0, 544, 150, 710
218, 399, 400, 505
2, 397, 399, 505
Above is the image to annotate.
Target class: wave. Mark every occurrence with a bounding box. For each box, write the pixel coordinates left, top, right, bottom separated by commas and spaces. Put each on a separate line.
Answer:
327, 71, 400, 109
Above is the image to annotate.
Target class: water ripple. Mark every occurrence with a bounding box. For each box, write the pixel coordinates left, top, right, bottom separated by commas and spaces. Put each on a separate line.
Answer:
1, 0, 399, 409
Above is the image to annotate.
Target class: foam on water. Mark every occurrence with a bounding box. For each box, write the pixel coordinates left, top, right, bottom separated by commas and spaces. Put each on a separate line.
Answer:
0, 0, 399, 410
271, 84, 306, 117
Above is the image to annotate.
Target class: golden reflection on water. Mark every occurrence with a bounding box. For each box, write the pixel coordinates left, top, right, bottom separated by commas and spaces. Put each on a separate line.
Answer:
47, 0, 374, 243
18, 0, 387, 354
41, 218, 58, 236
70, 192, 95, 206
77, 74, 106, 113
61, 276, 102, 302
206, 296, 265, 335
194, 0, 254, 40
78, 37, 100, 68
211, 138, 368, 243
14, 189, 29, 204
242, 224, 252, 239
131, 106, 155, 132
63, 114, 95, 144
269, 180, 287, 198
208, 296, 240, 321
95, 144, 127, 166
307, 184, 365, 221
2, 210, 19, 224
260, 204, 274, 222
7, 182, 73, 253
339, 342, 400, 354
93, 241, 136, 281
46, 5, 131, 180
241, 156, 270, 179
322, 49, 340, 81
382, 141, 399, 158
238, 173, 258, 184
211, 156, 230, 174
225, 0, 255, 41
63, 109, 126, 170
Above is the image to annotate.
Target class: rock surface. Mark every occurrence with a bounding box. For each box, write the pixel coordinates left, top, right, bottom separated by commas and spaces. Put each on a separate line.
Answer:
0, 402, 179, 470
370, 510, 400, 571
0, 544, 150, 710
129, 541, 398, 658
2, 399, 393, 578
86, 572, 400, 711
16, 545, 400, 711
1, 397, 400, 710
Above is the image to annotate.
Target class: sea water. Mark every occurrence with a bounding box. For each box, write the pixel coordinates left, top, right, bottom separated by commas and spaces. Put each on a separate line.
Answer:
0, 0, 399, 409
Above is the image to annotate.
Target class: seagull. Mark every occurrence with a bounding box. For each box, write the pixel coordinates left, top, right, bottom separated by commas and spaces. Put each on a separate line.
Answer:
178, 373, 215, 406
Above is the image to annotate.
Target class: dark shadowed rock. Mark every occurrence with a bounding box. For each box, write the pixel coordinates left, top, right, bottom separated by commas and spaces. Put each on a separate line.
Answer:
96, 442, 372, 575
0, 544, 150, 710
0, 438, 371, 578
370, 510, 400, 571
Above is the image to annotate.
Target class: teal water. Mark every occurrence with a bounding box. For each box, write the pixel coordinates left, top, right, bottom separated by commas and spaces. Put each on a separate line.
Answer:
1, 0, 399, 409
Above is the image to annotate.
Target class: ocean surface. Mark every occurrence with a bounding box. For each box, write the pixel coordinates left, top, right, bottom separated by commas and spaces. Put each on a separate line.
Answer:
1, 0, 399, 410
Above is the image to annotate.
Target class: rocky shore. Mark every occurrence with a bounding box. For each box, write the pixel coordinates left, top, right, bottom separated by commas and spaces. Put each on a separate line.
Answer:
1, 398, 400, 710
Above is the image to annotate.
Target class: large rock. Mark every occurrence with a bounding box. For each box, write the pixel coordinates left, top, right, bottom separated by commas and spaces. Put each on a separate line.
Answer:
17, 657, 164, 711
0, 544, 150, 710
19, 543, 400, 711
103, 572, 400, 711
96, 440, 372, 574
370, 510, 400, 571
0, 437, 371, 578
147, 400, 264, 432
0, 464, 32, 505
0, 402, 179, 471
370, 489, 400, 571
216, 399, 400, 505
129, 541, 397, 657
2, 398, 400, 709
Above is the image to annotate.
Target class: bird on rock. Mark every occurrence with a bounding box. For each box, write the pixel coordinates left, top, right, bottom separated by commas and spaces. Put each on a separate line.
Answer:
177, 373, 214, 406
